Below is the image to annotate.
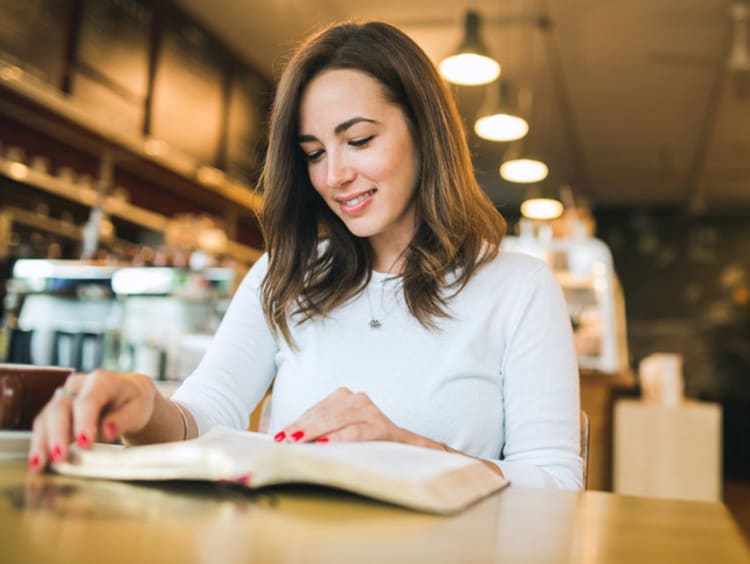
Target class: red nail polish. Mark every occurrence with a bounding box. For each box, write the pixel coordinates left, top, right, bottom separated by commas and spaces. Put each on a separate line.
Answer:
273, 431, 286, 442
76, 433, 90, 449
291, 430, 304, 442
316, 437, 329, 444
28, 454, 40, 469
234, 474, 251, 486
50, 445, 62, 462
106, 421, 118, 440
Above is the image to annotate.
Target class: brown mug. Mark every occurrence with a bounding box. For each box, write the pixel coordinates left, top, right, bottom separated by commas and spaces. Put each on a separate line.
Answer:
0, 364, 74, 430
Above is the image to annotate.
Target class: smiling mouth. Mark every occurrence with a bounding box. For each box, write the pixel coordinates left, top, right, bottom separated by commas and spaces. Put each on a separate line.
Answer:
340, 189, 376, 207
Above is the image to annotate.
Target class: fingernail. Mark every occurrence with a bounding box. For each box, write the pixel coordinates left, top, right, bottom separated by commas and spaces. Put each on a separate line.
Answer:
105, 421, 118, 440
273, 431, 286, 443
28, 454, 40, 469
316, 437, 329, 444
50, 445, 62, 463
76, 433, 91, 449
291, 430, 304, 442
234, 474, 251, 486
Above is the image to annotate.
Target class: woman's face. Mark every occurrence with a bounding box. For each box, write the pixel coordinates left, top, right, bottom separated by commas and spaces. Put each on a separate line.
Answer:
298, 69, 420, 251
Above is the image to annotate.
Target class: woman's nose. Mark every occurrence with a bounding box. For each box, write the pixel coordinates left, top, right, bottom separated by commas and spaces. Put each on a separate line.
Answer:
326, 154, 355, 188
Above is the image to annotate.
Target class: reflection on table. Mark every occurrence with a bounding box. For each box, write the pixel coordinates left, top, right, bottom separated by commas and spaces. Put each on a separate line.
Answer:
0, 460, 747, 564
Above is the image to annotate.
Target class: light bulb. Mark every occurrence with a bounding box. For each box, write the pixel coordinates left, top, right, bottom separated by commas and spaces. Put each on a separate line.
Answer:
475, 114, 529, 142
521, 198, 564, 220
439, 53, 500, 86
500, 158, 549, 183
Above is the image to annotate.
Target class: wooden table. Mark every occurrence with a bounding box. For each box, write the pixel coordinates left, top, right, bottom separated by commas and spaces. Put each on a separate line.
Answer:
0, 460, 747, 564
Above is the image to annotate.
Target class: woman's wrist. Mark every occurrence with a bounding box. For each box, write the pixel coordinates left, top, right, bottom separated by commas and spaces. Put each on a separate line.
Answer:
121, 376, 180, 445
395, 426, 450, 452
394, 427, 504, 477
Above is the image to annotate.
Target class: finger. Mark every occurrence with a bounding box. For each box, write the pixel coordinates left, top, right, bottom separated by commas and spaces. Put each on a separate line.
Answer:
76, 372, 155, 444
321, 422, 383, 443
41, 391, 75, 464
97, 392, 154, 443
29, 415, 49, 472
70, 370, 124, 448
282, 390, 375, 443
64, 371, 88, 391
28, 373, 88, 469
280, 388, 356, 442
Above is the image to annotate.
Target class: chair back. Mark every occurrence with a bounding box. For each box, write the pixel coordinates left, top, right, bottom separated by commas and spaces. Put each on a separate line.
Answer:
580, 410, 590, 489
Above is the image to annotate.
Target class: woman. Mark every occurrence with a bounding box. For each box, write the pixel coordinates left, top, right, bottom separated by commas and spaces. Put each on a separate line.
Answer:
29, 21, 582, 489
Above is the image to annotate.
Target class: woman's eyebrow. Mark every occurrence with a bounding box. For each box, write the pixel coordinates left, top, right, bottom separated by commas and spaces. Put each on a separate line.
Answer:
334, 116, 377, 134
298, 117, 378, 143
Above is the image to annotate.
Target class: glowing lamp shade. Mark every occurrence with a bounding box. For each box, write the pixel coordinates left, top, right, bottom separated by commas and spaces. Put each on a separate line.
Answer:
474, 113, 529, 142
439, 11, 500, 86
499, 158, 549, 183
520, 198, 564, 220
439, 53, 500, 86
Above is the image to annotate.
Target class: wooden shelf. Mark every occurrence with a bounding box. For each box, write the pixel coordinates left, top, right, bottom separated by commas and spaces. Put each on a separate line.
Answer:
0, 61, 262, 216
2, 205, 82, 241
0, 159, 262, 264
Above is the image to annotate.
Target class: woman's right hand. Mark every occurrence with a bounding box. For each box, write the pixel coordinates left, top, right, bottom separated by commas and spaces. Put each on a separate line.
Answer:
28, 369, 158, 472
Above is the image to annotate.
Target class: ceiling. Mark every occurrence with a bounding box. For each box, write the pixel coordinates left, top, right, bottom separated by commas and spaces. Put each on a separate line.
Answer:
176, 0, 750, 213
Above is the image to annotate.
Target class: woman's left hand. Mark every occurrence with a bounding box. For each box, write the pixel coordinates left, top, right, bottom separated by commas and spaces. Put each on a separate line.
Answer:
275, 387, 505, 478
274, 387, 411, 445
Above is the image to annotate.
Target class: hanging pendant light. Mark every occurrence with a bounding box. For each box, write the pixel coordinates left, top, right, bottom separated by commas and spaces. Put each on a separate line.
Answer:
520, 197, 563, 220
519, 183, 563, 220
500, 134, 549, 183
475, 80, 529, 142
500, 157, 549, 183
499, 99, 548, 184
439, 11, 500, 86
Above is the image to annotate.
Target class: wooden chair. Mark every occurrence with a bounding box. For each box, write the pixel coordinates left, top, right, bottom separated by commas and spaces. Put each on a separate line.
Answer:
580, 410, 590, 490
248, 390, 273, 432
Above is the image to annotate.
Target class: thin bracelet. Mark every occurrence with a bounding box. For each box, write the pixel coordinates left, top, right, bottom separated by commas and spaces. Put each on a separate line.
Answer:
174, 402, 189, 441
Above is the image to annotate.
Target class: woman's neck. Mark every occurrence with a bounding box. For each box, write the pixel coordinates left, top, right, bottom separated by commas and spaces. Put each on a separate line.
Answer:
370, 236, 411, 274
373, 253, 404, 275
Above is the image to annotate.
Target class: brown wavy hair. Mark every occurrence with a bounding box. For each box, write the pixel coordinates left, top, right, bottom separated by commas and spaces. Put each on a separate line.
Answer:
260, 21, 506, 346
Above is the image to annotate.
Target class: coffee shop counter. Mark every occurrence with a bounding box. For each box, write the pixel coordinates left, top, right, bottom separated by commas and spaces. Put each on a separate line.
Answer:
0, 459, 746, 563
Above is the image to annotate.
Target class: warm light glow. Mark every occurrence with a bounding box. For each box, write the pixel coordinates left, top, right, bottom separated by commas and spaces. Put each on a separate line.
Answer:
8, 162, 29, 180
475, 113, 529, 142
196, 166, 225, 187
198, 227, 228, 253
13, 259, 117, 280
439, 53, 500, 86
144, 138, 169, 157
520, 198, 564, 220
0, 65, 22, 82
500, 158, 549, 183
112, 268, 175, 295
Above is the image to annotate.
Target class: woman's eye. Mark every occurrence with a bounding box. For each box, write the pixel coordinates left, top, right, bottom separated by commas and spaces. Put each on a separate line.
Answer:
303, 149, 324, 162
349, 135, 375, 147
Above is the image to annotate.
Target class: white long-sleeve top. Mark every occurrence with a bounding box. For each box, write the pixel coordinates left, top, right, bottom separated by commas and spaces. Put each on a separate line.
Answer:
172, 250, 583, 489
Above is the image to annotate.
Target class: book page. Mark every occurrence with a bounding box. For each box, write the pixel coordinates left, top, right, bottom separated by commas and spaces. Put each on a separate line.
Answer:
287, 440, 476, 482
54, 427, 507, 514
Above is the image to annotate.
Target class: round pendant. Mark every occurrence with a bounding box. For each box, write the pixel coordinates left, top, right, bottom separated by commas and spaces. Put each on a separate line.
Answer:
369, 319, 382, 329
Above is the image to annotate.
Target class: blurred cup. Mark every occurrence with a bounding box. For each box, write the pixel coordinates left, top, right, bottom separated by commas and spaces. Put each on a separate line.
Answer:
0, 364, 73, 430
639, 353, 684, 406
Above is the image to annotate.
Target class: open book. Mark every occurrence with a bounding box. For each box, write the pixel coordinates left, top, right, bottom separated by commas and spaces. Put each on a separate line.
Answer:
53, 426, 508, 514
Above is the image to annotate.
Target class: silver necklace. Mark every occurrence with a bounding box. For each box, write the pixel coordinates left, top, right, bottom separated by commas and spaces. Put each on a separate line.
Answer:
366, 256, 402, 329
366, 281, 387, 329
